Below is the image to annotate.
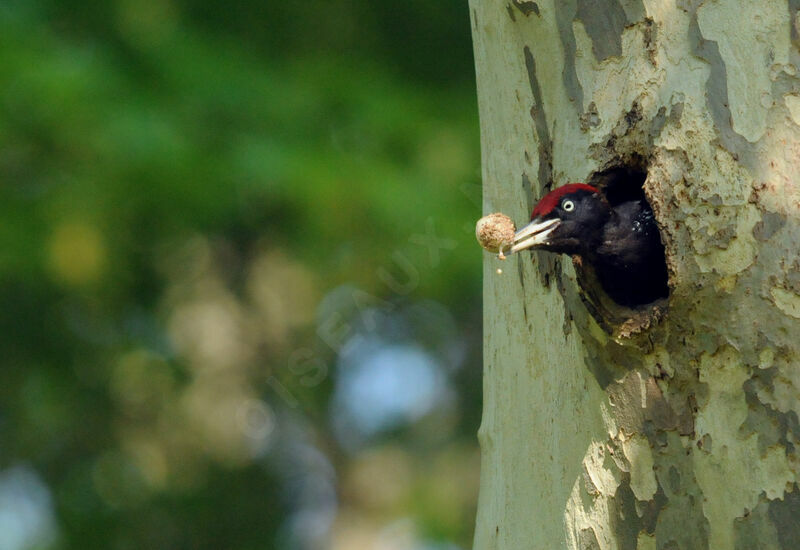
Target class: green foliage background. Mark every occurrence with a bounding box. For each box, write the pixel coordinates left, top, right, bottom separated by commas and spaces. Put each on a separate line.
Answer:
0, 1, 483, 548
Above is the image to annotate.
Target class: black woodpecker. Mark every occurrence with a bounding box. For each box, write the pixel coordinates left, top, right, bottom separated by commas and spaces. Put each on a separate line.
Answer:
510, 183, 669, 307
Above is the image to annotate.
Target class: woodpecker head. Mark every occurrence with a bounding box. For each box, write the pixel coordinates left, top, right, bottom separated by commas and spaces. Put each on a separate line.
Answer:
510, 184, 609, 256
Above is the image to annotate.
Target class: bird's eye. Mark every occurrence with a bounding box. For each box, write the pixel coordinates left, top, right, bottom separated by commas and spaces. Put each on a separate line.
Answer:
562, 200, 575, 212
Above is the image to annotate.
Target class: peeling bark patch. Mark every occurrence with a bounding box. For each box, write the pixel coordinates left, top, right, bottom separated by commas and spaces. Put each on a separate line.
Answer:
554, 1, 584, 110
687, 15, 749, 154
517, 251, 528, 290
676, 0, 703, 12
534, 253, 554, 290
610, 481, 641, 550
588, 100, 659, 173
696, 223, 736, 250
697, 1, 790, 143
771, 287, 800, 318
653, 438, 710, 549
753, 211, 786, 241
639, 483, 669, 535
577, 290, 615, 338
784, 94, 800, 125
554, 263, 573, 336
607, 372, 686, 434
769, 485, 800, 549
575, 443, 668, 549
791, 0, 800, 45
642, 17, 658, 64
521, 172, 535, 212
649, 106, 668, 143
733, 498, 781, 549
621, 435, 657, 501
742, 374, 799, 454
580, 101, 601, 131
618, 1, 645, 23
511, 0, 539, 16
783, 262, 800, 295
669, 102, 685, 127
575, 0, 628, 61
523, 46, 553, 196
577, 527, 601, 550
506, 4, 517, 22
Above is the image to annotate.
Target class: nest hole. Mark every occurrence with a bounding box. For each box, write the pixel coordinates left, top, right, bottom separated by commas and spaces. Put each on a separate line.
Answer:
589, 165, 649, 206
577, 163, 670, 336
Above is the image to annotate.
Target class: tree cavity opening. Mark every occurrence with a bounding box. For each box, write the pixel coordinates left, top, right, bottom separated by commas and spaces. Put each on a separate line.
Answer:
582, 163, 670, 315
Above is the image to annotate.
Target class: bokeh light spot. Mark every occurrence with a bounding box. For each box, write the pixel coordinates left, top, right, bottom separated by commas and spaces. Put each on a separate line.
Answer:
47, 221, 106, 285
0, 466, 57, 550
333, 339, 448, 446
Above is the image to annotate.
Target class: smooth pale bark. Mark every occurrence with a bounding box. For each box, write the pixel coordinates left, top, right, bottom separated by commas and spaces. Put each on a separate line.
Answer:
471, 2, 800, 549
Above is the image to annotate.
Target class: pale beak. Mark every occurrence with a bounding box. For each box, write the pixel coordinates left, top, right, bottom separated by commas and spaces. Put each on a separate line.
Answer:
509, 218, 560, 254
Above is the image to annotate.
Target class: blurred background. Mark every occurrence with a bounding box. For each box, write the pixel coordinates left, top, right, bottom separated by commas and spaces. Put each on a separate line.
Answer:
0, 1, 483, 549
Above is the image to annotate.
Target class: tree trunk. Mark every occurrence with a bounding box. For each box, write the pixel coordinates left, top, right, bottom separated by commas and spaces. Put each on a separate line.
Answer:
470, 2, 800, 549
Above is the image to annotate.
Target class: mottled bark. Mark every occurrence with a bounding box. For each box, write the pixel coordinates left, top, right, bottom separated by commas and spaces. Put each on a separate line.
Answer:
471, 1, 800, 549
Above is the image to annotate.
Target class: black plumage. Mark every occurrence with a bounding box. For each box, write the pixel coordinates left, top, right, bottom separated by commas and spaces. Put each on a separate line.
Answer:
510, 184, 669, 307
